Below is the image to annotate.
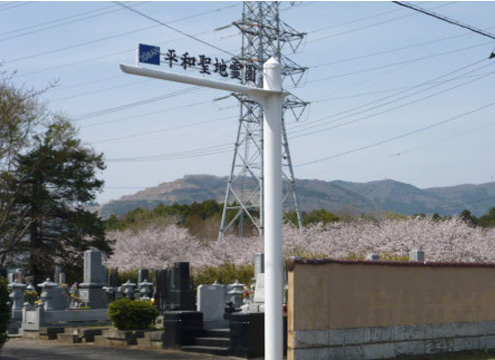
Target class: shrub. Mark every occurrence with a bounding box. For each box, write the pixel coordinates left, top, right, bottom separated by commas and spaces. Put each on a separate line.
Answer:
108, 298, 159, 331
192, 263, 254, 289
0, 276, 10, 350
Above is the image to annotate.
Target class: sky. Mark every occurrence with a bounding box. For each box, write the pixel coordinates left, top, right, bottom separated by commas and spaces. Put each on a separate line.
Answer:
1, 1, 495, 205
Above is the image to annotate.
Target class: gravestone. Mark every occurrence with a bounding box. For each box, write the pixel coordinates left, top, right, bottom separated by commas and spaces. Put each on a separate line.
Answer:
108, 268, 119, 287
138, 268, 149, 284
254, 253, 264, 277
253, 274, 265, 303
410, 249, 425, 262
197, 283, 225, 321
54, 266, 66, 285
168, 262, 195, 310
54, 266, 63, 284
14, 269, 24, 283
366, 253, 380, 261
241, 273, 265, 313
153, 269, 171, 311
78, 250, 108, 308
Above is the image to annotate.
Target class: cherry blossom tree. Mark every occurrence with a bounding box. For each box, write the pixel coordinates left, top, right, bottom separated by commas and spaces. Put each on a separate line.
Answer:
106, 217, 495, 271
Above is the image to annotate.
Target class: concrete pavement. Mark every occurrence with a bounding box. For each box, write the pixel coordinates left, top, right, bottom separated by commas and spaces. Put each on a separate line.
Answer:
1, 338, 240, 360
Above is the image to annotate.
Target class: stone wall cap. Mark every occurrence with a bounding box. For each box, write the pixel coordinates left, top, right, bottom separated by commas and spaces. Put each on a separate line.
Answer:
286, 257, 495, 272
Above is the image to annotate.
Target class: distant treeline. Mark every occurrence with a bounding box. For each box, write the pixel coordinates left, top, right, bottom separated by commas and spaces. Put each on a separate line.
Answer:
104, 200, 495, 239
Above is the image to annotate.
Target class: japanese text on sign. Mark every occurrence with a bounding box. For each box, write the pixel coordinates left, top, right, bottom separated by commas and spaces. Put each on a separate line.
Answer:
138, 44, 257, 83
164, 49, 257, 83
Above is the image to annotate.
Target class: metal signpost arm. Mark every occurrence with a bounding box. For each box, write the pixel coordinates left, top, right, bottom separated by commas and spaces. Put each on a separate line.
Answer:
120, 59, 285, 360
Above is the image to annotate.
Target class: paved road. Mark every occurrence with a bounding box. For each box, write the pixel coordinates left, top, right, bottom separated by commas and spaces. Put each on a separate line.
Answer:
1, 339, 238, 360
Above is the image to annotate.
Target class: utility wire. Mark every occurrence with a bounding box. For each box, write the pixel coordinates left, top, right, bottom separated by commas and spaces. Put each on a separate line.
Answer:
393, 1, 495, 40
291, 58, 489, 132
91, 115, 234, 144
306, 2, 455, 44
51, 79, 151, 103
311, 70, 495, 104
73, 87, 201, 122
0, 3, 149, 42
4, 3, 239, 64
292, 65, 494, 139
0, 3, 115, 36
311, 26, 494, 68
106, 143, 233, 163
49, 75, 126, 93
81, 97, 212, 129
307, 40, 492, 82
296, 99, 495, 168
114, 1, 237, 58
0, 1, 33, 12
4, 24, 160, 64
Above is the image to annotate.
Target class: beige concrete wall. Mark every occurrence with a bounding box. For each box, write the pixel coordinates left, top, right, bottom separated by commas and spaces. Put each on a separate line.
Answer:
289, 262, 495, 332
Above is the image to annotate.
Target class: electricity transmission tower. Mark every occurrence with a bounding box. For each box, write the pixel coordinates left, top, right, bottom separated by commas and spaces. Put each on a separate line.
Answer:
219, 2, 309, 238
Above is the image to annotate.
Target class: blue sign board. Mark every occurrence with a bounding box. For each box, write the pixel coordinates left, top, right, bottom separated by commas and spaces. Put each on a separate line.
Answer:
139, 44, 160, 65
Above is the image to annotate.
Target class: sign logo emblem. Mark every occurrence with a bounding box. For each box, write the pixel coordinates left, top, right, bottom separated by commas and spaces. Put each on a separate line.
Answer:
139, 44, 160, 65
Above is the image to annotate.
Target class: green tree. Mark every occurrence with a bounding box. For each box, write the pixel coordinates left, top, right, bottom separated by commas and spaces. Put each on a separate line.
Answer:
302, 209, 340, 226
460, 209, 478, 227
0, 276, 9, 350
0, 72, 52, 265
478, 207, 495, 228
11, 119, 112, 284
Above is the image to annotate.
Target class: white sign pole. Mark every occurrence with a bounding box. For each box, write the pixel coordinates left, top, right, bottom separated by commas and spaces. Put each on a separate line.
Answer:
262, 58, 284, 360
120, 58, 285, 360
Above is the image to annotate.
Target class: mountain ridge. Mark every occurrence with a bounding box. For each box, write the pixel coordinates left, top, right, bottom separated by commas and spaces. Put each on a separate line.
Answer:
99, 174, 495, 218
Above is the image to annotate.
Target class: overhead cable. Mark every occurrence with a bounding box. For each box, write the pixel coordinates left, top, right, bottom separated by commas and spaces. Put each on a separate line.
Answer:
296, 99, 495, 167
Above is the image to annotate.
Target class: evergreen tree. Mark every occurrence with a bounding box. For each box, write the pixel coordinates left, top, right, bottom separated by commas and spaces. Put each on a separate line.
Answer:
12, 119, 112, 284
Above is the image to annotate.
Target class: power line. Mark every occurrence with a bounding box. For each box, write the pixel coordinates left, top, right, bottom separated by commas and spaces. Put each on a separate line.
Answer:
0, 3, 115, 37
72, 87, 201, 122
0, 1, 34, 12
51, 79, 151, 103
306, 2, 456, 44
307, 40, 492, 83
106, 143, 232, 163
310, 70, 495, 104
91, 115, 234, 144
292, 64, 494, 139
49, 75, 126, 93
114, 1, 237, 58
296, 98, 495, 168
291, 58, 490, 133
393, 1, 495, 40
4, 24, 160, 64
81, 97, 214, 129
0, 3, 150, 42
4, 3, 239, 64
310, 26, 493, 68
308, 5, 404, 34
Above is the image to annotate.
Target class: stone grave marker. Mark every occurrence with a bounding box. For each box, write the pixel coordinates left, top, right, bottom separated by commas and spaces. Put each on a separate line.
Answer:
197, 282, 225, 321
168, 262, 195, 310
255, 253, 264, 277
79, 250, 108, 308
410, 249, 425, 262
138, 268, 149, 284
253, 273, 265, 303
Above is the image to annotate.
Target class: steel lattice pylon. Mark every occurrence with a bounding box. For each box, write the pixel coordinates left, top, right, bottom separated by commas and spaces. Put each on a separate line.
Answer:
219, 1, 308, 238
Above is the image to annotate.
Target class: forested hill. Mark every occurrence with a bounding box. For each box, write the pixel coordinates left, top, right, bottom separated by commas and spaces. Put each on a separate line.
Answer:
99, 174, 495, 218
